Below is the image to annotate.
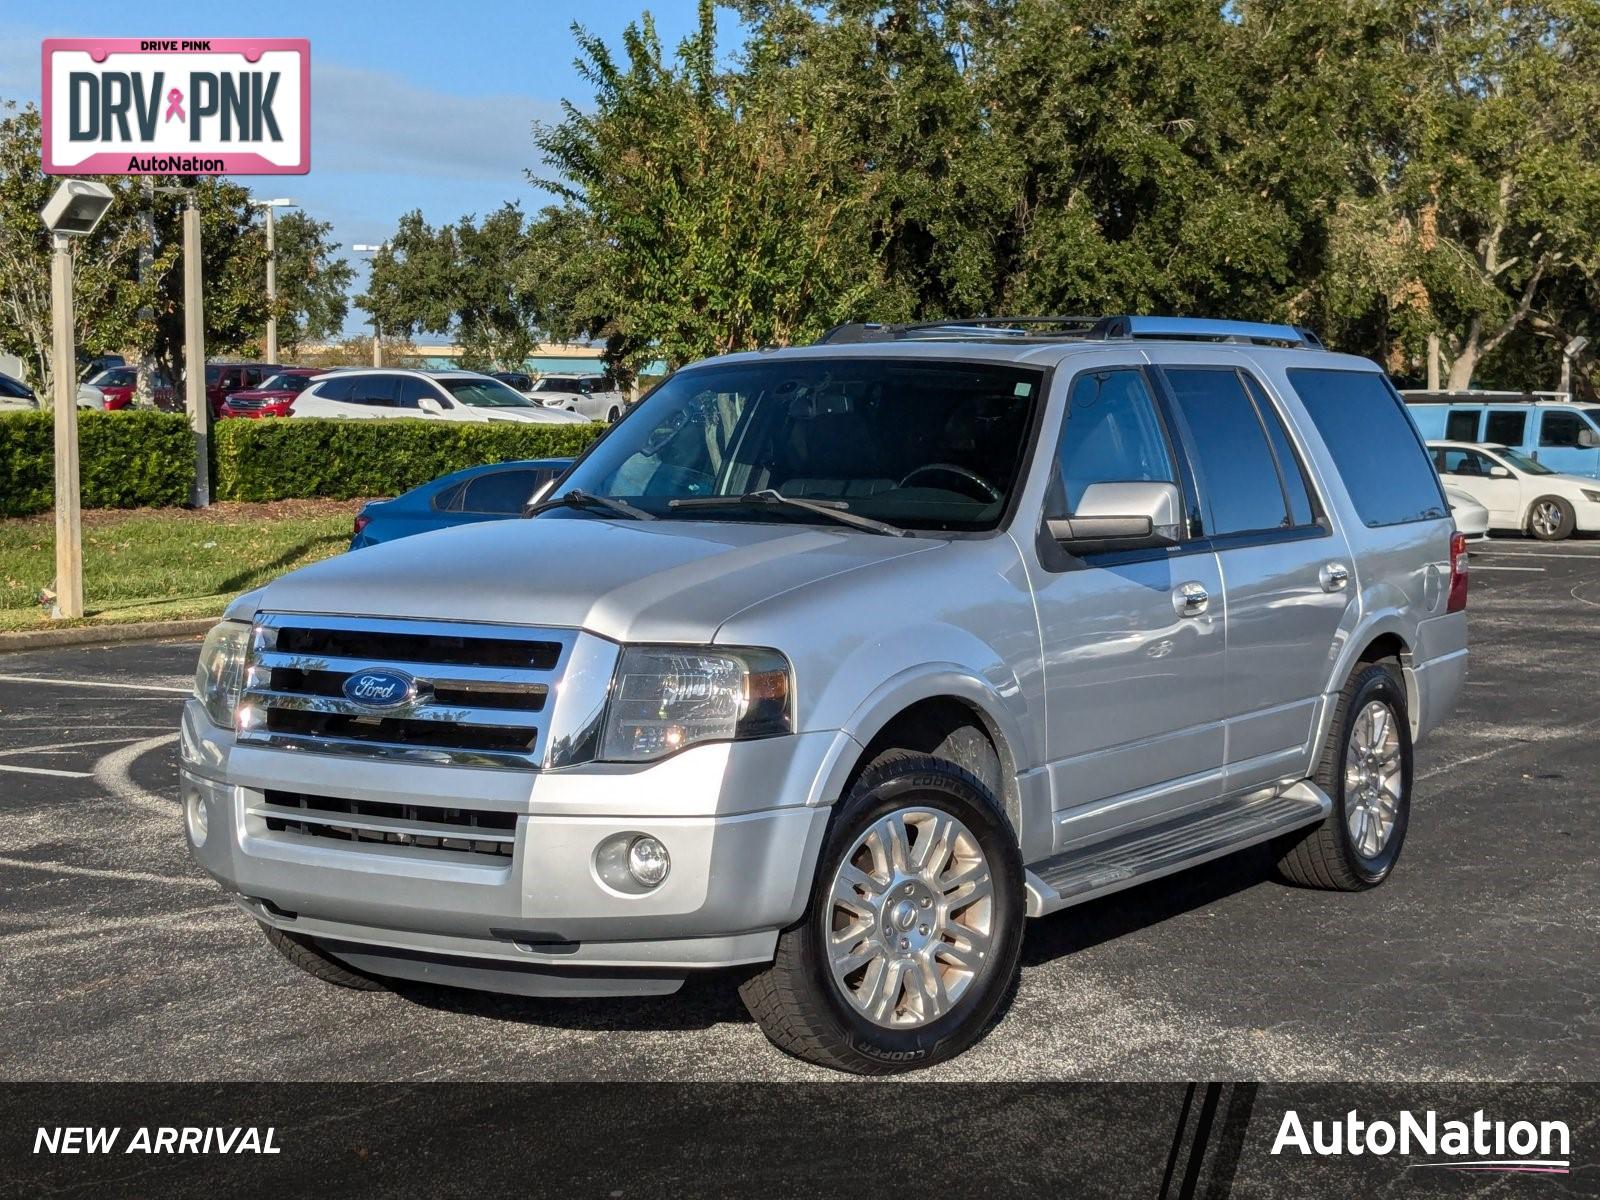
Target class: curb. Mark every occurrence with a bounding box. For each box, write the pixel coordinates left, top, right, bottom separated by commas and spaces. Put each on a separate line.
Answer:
0, 616, 218, 655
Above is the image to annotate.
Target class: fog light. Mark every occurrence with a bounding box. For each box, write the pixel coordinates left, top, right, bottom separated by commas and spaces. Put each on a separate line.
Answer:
627, 836, 670, 887
185, 786, 209, 848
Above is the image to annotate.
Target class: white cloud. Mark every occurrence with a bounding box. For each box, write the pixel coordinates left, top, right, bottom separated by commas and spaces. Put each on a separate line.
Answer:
312, 61, 559, 182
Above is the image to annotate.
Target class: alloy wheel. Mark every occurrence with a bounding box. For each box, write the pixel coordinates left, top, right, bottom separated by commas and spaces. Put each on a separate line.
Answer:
1344, 699, 1403, 858
825, 807, 994, 1029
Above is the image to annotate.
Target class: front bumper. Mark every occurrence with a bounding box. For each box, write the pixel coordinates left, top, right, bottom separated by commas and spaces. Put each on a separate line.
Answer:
182, 700, 841, 992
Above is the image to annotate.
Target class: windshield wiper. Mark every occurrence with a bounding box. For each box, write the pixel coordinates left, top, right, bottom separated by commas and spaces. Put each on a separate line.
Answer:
668, 489, 913, 538
527, 489, 656, 521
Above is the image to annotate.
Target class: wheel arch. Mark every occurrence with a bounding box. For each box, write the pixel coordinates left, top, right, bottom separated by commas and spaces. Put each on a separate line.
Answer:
817, 667, 1043, 854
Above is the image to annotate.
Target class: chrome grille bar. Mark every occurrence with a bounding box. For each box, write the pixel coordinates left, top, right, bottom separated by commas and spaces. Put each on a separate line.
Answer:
236, 613, 578, 768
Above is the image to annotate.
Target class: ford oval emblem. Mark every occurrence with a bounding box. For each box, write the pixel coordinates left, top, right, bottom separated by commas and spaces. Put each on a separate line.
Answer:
341, 668, 416, 709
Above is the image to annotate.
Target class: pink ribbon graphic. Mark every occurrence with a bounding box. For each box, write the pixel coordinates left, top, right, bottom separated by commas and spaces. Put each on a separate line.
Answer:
164, 88, 185, 123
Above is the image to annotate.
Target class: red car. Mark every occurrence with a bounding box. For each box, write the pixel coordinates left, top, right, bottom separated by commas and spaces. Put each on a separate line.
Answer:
217, 368, 322, 418
84, 366, 174, 410
206, 363, 285, 417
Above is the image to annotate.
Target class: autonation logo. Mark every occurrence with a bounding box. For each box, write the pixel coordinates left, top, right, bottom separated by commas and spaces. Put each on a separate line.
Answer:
1272, 1108, 1571, 1175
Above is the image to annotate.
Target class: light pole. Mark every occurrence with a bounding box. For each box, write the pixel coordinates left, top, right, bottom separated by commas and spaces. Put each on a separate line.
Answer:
40, 179, 116, 620
354, 243, 388, 367
250, 198, 297, 364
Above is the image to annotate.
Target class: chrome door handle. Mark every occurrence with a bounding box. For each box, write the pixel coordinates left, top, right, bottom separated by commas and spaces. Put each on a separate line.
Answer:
1174, 581, 1209, 617
1320, 562, 1350, 592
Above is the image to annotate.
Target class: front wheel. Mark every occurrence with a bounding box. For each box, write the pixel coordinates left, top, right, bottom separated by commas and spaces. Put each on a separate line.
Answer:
739, 752, 1024, 1073
1528, 495, 1576, 541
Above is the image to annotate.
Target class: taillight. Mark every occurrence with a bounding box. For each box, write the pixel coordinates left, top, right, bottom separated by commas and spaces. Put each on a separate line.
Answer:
1446, 531, 1468, 612
353, 513, 370, 539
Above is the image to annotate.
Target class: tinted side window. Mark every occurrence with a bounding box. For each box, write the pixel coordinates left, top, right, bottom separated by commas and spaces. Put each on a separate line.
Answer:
354, 375, 401, 406
431, 481, 467, 512
1445, 410, 1481, 441
313, 377, 355, 402
1287, 369, 1448, 527
398, 377, 439, 410
1485, 410, 1526, 445
1540, 410, 1588, 447
460, 469, 539, 514
1163, 367, 1290, 536
1056, 369, 1176, 511
1242, 374, 1317, 527
1439, 448, 1495, 477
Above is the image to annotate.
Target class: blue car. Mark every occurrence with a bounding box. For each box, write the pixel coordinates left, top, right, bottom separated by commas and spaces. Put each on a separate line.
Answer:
350, 458, 572, 550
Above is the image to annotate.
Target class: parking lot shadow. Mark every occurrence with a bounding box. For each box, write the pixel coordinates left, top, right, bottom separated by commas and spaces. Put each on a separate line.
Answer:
389, 845, 1281, 1034
1020, 843, 1279, 967
391, 969, 756, 1032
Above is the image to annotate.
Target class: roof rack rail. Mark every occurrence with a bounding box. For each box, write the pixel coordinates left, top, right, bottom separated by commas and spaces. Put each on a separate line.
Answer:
815, 315, 1322, 348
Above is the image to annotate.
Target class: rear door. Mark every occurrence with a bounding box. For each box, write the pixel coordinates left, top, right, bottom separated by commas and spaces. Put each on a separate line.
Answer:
1157, 363, 1354, 792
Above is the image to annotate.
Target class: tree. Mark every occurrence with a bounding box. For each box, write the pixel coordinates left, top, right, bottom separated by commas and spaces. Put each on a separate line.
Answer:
272, 211, 355, 353
534, 0, 882, 377
0, 103, 147, 400
358, 204, 545, 369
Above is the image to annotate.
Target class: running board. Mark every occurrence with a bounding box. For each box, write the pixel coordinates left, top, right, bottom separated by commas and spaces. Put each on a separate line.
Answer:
1024, 782, 1331, 917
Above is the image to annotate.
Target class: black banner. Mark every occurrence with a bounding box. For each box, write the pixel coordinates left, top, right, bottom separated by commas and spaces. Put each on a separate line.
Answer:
2, 1083, 1594, 1197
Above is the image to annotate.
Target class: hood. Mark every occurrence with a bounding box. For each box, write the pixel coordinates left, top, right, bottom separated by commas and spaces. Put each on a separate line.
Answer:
469, 405, 589, 425
229, 387, 296, 401
250, 516, 942, 643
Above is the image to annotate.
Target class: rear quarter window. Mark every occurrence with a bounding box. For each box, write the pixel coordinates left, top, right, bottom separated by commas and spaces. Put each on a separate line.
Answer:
1286, 369, 1448, 528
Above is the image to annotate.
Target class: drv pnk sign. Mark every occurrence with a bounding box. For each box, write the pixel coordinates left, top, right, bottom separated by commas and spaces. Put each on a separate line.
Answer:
42, 38, 309, 175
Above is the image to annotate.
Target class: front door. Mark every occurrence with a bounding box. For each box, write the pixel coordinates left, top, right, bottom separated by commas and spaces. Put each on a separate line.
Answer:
1435, 446, 1522, 524
1024, 365, 1226, 851
1535, 409, 1600, 477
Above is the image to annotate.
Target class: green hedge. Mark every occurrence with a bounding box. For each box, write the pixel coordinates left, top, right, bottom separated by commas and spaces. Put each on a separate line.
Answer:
0, 411, 195, 517
0, 413, 607, 514
211, 418, 606, 501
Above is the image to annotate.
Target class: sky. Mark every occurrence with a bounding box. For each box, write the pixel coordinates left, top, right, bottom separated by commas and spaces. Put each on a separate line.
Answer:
1, 0, 742, 336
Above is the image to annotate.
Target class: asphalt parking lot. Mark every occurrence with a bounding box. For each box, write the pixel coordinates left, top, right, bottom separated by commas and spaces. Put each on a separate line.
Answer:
2, 539, 1597, 1083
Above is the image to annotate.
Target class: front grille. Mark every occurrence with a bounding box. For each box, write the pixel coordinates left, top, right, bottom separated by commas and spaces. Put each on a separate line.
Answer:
237, 614, 575, 767
226, 396, 269, 409
250, 789, 517, 860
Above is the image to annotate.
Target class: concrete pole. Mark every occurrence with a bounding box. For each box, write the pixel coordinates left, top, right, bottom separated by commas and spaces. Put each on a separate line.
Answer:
184, 200, 210, 507
1426, 334, 1441, 391
372, 319, 383, 368
51, 234, 84, 619
135, 176, 157, 409
264, 204, 278, 365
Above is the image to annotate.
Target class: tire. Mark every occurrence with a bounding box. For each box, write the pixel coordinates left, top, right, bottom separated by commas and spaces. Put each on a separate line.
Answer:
1527, 495, 1576, 541
607, 406, 621, 423
1276, 662, 1412, 890
259, 922, 387, 991
739, 751, 1024, 1074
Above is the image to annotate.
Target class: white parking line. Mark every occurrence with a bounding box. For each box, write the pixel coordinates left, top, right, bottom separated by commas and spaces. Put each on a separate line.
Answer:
0, 673, 190, 694
1474, 550, 1600, 560
0, 764, 92, 779
0, 854, 202, 888
1473, 565, 1545, 572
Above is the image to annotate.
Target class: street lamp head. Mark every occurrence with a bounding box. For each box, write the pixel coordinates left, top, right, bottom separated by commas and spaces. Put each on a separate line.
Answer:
253, 197, 298, 208
41, 179, 116, 238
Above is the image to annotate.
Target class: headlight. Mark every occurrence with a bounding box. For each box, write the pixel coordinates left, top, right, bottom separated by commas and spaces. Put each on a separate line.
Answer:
600, 646, 791, 763
193, 620, 252, 729
1582, 489, 1600, 504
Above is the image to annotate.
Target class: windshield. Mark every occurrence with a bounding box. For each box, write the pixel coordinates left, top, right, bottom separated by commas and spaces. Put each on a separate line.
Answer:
259, 374, 312, 393
1496, 447, 1553, 475
92, 368, 135, 387
551, 357, 1042, 532
439, 378, 536, 408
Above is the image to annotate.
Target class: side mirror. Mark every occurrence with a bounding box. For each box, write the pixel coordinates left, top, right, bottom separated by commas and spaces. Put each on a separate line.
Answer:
1578, 428, 1599, 448
417, 395, 446, 416
1047, 481, 1183, 548
1488, 465, 1512, 479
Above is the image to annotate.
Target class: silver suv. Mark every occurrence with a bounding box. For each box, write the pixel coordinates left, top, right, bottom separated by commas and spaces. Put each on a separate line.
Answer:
183, 316, 1468, 1073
